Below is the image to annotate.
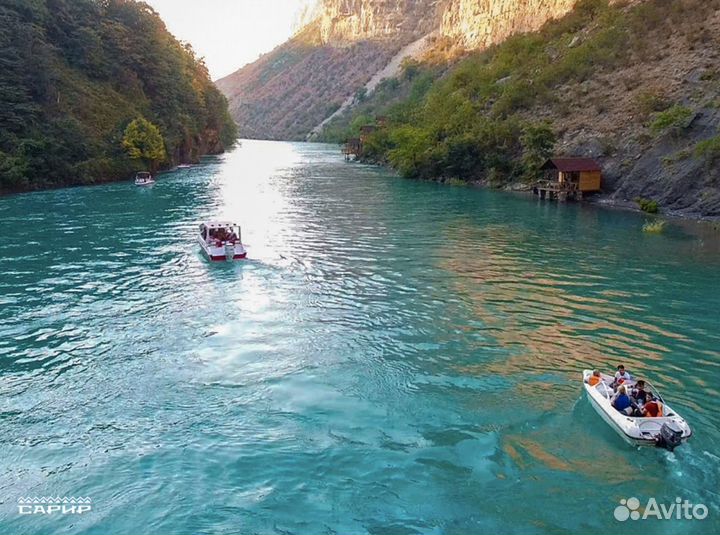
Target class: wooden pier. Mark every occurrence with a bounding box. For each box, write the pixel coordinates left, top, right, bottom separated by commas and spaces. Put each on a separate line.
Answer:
342, 138, 362, 161
341, 120, 385, 161
532, 182, 583, 202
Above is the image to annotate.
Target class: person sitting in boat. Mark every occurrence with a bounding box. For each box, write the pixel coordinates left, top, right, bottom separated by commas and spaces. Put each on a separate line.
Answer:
631, 380, 648, 405
611, 385, 637, 415
216, 228, 228, 243
227, 229, 238, 244
642, 393, 663, 418
612, 365, 633, 388
588, 370, 603, 386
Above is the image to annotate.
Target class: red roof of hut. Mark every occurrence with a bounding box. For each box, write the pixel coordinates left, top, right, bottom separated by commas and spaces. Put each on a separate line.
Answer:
541, 158, 601, 172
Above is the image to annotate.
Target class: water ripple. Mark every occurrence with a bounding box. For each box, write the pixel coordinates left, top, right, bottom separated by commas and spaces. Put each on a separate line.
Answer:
0, 141, 718, 534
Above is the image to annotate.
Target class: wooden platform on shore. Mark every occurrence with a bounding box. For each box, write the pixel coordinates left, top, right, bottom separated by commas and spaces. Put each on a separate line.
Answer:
342, 138, 362, 161
532, 183, 584, 202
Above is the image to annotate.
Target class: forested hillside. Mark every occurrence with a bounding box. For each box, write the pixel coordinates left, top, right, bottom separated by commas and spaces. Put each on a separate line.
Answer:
325, 0, 720, 217
0, 0, 237, 193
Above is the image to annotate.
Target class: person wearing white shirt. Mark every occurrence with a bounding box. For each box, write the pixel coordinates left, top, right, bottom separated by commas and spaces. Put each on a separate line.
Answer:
613, 364, 633, 387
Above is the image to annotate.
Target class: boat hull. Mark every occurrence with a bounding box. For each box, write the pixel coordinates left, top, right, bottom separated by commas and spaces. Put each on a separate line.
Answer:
209, 253, 247, 262
585, 388, 657, 447
198, 236, 247, 261
582, 370, 691, 448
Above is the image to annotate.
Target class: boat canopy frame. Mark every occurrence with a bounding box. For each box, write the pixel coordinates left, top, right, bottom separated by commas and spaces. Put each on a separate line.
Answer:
199, 221, 242, 243
591, 374, 667, 410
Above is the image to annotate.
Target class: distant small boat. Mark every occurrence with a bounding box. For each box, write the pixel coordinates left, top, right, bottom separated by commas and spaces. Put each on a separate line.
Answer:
177, 164, 192, 169
198, 221, 247, 261
582, 370, 691, 450
134, 171, 155, 186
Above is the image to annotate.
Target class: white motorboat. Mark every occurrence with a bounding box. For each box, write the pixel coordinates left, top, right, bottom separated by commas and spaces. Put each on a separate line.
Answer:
134, 171, 155, 186
582, 370, 692, 451
198, 221, 247, 261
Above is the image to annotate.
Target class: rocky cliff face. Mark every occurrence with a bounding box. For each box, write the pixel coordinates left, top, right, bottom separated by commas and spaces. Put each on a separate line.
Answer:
439, 0, 578, 49
217, 0, 441, 140
218, 0, 615, 140
317, 0, 439, 43
437, 0, 632, 49
216, 26, 403, 140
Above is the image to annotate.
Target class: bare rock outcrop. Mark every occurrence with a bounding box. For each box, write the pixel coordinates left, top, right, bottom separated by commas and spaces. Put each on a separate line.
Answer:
218, 0, 624, 140
439, 0, 580, 49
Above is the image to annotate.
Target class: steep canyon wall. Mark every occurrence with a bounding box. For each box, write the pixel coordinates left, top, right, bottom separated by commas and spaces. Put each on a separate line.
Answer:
219, 0, 599, 140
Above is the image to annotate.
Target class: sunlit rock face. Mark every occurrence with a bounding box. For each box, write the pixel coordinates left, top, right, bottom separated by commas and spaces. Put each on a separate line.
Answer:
437, 0, 630, 49
218, 0, 630, 140
217, 0, 440, 140
439, 0, 579, 49
311, 0, 610, 48
316, 0, 439, 44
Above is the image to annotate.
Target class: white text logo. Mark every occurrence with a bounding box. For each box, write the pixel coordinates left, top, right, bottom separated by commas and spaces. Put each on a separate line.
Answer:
614, 497, 708, 521
17, 496, 92, 515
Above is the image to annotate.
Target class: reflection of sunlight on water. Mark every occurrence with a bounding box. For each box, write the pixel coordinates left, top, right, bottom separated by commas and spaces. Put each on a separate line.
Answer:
2, 141, 719, 535
437, 223, 683, 381
214, 140, 302, 264
501, 432, 662, 487
432, 215, 720, 459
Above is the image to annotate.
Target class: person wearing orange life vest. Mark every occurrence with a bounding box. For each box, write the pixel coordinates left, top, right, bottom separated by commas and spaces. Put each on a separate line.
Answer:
642, 393, 663, 417
588, 369, 602, 386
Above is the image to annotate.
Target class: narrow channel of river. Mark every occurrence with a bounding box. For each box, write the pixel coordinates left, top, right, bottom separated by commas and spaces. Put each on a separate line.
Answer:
1, 140, 718, 534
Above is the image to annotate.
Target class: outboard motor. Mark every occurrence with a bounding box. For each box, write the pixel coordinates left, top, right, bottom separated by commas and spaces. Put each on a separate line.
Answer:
656, 422, 683, 451
224, 243, 235, 261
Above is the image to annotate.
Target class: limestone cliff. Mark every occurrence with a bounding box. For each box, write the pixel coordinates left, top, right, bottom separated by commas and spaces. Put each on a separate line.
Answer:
437, 0, 635, 48
215, 26, 407, 140
218, 0, 619, 140
217, 0, 439, 140
317, 0, 439, 43
439, 0, 580, 49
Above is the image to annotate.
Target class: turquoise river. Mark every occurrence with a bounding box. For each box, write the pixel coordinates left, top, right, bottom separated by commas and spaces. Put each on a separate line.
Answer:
1, 141, 719, 535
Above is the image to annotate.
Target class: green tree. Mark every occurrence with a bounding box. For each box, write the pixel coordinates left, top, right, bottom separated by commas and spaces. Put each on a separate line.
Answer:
521, 122, 556, 181
348, 114, 374, 133
354, 87, 367, 103
0, 0, 237, 192
400, 58, 421, 81
122, 117, 166, 170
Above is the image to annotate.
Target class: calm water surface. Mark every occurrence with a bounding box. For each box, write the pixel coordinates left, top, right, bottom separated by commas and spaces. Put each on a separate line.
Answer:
1, 141, 719, 534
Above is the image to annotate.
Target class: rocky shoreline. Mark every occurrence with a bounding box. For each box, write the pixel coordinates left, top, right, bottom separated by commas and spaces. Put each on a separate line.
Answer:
382, 169, 720, 222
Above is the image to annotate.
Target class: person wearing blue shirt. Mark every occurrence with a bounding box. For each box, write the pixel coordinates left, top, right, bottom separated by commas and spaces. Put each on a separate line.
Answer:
612, 385, 636, 415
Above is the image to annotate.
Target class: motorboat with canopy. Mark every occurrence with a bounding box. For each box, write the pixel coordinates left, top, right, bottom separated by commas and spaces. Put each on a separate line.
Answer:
198, 221, 247, 261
